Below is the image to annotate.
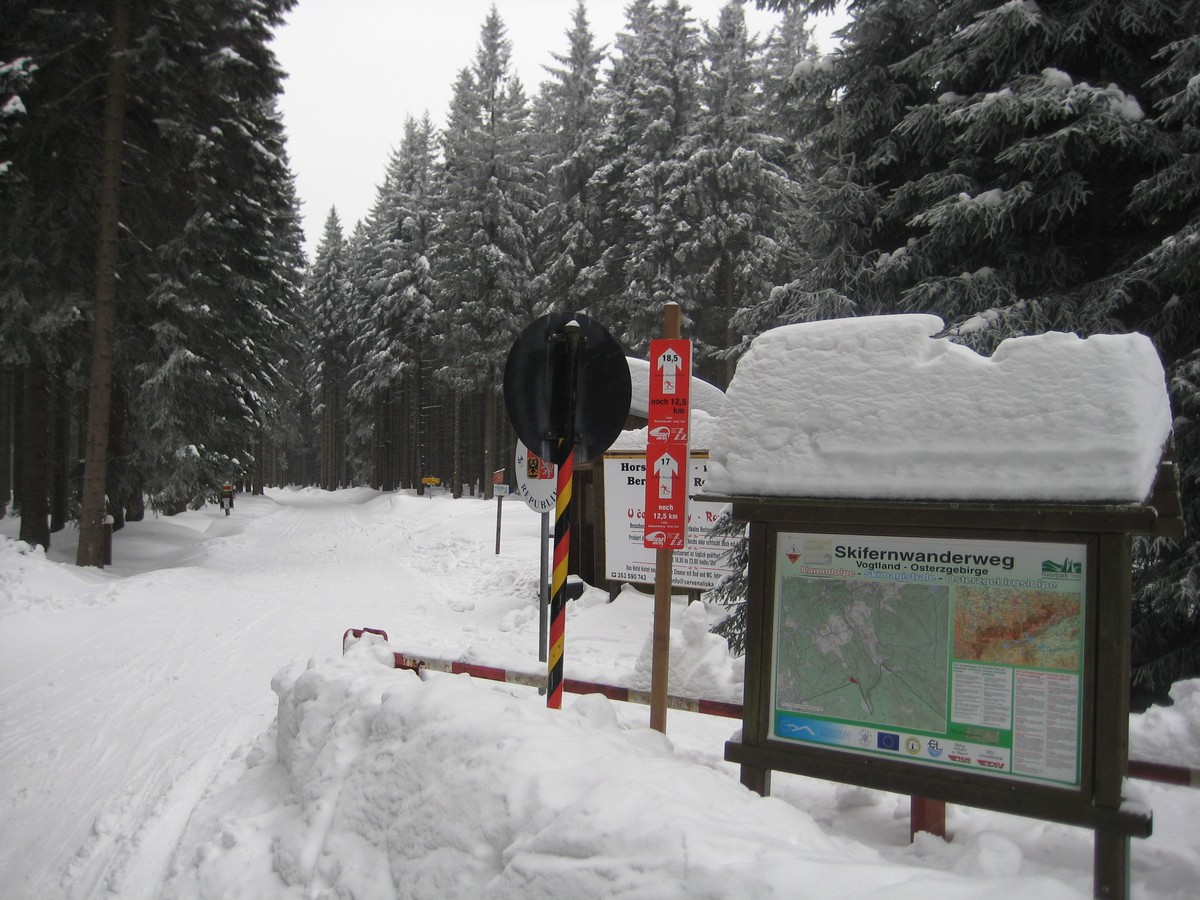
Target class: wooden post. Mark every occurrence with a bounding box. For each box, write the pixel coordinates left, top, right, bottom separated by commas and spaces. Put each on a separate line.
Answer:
1093, 533, 1134, 899
649, 303, 682, 733
910, 796, 947, 841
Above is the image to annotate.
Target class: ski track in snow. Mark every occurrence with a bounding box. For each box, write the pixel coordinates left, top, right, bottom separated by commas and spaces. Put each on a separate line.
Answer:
0, 488, 540, 899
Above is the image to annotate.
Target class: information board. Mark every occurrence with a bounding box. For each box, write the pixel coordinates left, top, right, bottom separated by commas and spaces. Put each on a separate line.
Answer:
770, 531, 1088, 789
604, 453, 741, 590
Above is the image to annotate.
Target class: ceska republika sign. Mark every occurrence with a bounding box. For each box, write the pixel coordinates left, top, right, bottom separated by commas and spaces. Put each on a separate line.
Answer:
644, 339, 692, 549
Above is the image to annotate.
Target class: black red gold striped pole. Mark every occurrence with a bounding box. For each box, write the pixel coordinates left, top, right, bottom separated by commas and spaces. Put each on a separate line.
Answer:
546, 320, 581, 709
547, 448, 573, 708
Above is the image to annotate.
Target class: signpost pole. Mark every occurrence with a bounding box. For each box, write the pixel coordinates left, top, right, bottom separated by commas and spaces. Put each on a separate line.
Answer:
492, 469, 506, 555
547, 320, 581, 710
502, 312, 631, 710
649, 303, 682, 733
539, 511, 549, 663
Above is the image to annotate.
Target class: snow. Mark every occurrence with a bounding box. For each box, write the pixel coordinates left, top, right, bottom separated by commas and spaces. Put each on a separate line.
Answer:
0, 316, 1190, 897
1042, 68, 1073, 90
2, 487, 1198, 898
1106, 84, 1145, 122
705, 315, 1172, 502
625, 356, 726, 420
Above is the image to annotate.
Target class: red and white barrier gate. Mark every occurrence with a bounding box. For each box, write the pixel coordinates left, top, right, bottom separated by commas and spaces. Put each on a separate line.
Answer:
342, 628, 1200, 789
342, 627, 741, 719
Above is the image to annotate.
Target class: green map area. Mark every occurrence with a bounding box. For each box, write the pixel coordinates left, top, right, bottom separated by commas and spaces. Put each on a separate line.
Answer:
775, 577, 950, 732
953, 586, 1081, 671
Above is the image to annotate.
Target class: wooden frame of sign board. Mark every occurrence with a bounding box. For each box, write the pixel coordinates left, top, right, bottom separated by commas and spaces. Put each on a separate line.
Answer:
703, 483, 1182, 900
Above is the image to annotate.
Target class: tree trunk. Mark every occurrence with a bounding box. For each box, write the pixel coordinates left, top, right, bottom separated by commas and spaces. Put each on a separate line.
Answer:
0, 365, 12, 518
253, 427, 265, 495
723, 251, 737, 390
49, 373, 70, 532
18, 366, 51, 549
413, 356, 424, 490
77, 0, 130, 567
482, 370, 496, 499
452, 388, 463, 498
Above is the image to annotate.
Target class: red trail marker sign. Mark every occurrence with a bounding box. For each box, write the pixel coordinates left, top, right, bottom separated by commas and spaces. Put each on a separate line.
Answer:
644, 339, 691, 550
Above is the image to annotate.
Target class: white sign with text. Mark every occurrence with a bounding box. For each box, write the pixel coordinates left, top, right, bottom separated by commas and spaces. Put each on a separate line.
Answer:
603, 453, 741, 590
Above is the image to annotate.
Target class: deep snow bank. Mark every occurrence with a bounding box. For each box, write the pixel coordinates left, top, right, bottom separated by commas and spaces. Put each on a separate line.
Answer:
164, 638, 1084, 899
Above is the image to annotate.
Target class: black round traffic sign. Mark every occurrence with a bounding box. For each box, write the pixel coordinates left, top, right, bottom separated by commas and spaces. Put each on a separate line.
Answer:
503, 312, 631, 465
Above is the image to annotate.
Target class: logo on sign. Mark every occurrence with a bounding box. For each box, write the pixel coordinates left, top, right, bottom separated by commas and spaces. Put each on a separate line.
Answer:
877, 732, 900, 752
526, 449, 553, 480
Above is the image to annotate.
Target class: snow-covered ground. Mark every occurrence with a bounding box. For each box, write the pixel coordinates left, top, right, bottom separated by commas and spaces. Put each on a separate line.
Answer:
2, 487, 1197, 898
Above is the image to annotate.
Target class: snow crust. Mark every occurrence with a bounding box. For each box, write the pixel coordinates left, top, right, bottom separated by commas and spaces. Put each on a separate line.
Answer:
706, 315, 1171, 502
626, 356, 726, 420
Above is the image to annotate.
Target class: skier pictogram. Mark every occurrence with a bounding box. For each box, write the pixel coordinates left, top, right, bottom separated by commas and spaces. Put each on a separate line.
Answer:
652, 450, 679, 500
656, 347, 684, 395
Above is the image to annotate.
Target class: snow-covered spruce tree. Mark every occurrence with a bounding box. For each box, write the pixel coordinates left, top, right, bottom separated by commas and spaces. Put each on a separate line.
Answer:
530, 0, 608, 318
748, 0, 1198, 692
305, 209, 353, 491
677, 0, 803, 387
707, 506, 752, 655
3, 0, 303, 533
434, 8, 540, 496
341, 221, 377, 485
735, 0, 930, 340
579, 0, 705, 356
128, 0, 303, 515
348, 115, 439, 492
2, 4, 111, 547
1121, 4, 1200, 695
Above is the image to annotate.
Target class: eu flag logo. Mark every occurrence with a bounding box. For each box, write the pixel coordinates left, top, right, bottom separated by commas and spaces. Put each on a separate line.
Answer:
877, 732, 900, 751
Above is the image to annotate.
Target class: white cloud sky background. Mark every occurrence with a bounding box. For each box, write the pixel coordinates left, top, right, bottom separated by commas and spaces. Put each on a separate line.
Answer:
270, 1, 844, 259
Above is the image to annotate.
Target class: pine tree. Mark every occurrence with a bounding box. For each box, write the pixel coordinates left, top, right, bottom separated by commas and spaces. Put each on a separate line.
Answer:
1121, 3, 1200, 695
582, 0, 704, 355
748, 0, 1199, 692
435, 8, 540, 495
531, 0, 608, 317
3, 0, 302, 542
347, 115, 440, 491
120, 0, 303, 515
305, 209, 353, 490
1, 3, 110, 549
679, 0, 802, 386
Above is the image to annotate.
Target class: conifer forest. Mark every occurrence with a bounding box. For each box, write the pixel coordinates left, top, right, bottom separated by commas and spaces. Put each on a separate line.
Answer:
2, 0, 1198, 693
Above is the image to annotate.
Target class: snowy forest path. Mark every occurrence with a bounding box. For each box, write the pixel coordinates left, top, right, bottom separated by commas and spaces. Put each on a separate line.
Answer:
0, 488, 545, 899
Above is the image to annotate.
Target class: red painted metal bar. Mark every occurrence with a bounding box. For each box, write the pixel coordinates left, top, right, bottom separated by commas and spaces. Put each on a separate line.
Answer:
1126, 758, 1200, 788
343, 630, 1199, 789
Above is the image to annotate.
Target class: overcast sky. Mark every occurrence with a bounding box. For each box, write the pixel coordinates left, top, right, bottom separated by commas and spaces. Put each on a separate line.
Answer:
270, 1, 844, 259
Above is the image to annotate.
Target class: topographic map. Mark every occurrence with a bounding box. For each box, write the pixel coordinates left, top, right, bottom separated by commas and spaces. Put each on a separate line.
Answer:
952, 587, 1081, 671
775, 578, 950, 732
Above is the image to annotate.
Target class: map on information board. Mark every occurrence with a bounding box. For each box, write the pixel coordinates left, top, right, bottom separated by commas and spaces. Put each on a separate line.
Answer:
952, 586, 1081, 671
770, 531, 1088, 789
776, 579, 950, 733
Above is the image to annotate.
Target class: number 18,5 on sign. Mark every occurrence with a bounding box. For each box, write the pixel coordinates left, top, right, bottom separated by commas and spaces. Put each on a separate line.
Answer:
644, 339, 692, 549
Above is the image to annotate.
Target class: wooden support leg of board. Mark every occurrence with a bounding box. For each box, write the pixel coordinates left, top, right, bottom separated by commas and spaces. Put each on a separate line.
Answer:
1094, 830, 1131, 898
910, 796, 947, 841
739, 764, 771, 797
